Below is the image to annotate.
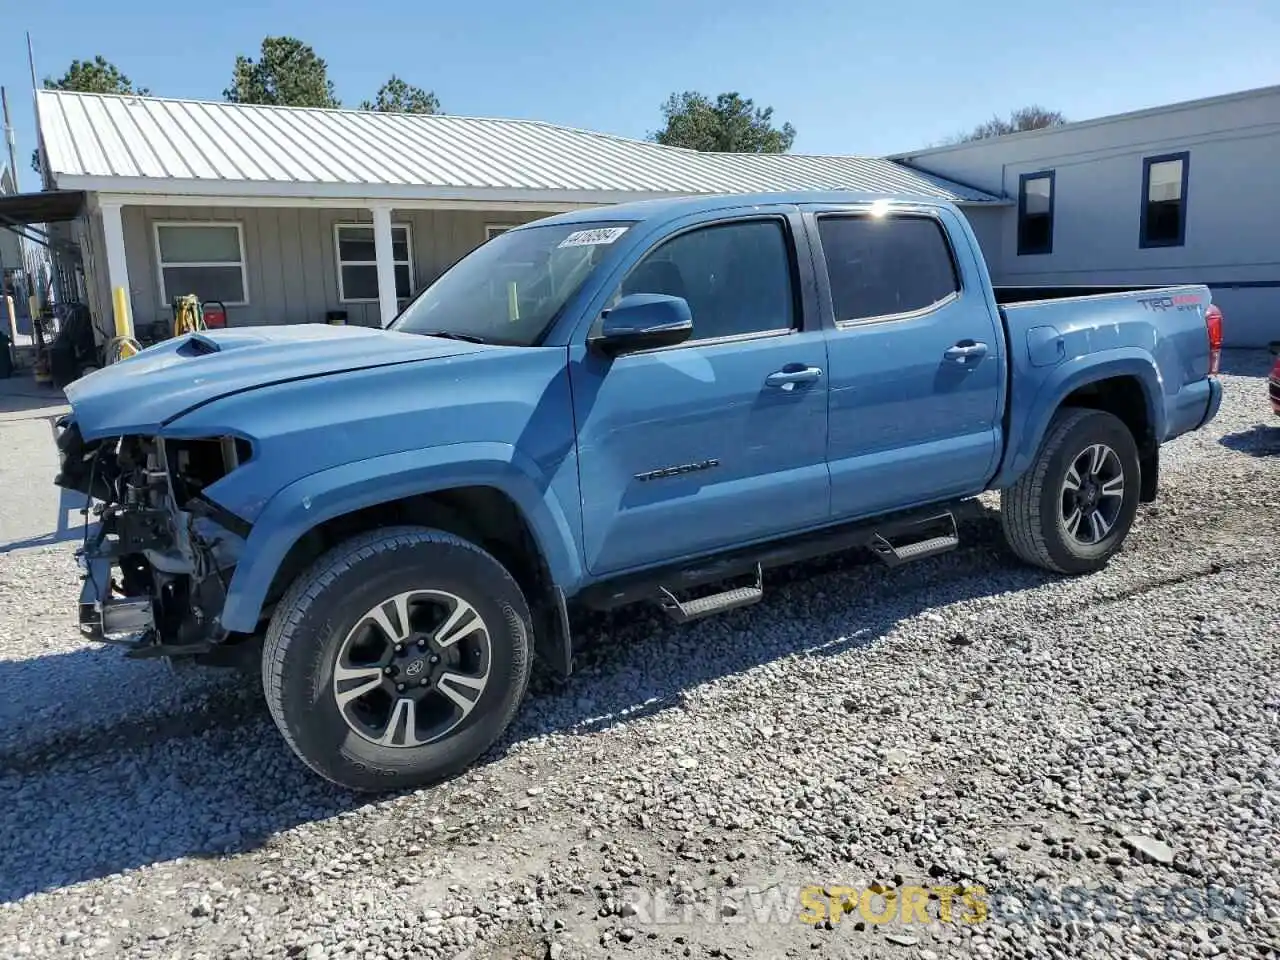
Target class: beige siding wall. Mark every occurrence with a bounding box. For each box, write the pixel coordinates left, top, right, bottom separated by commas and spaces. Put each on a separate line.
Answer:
114, 205, 551, 331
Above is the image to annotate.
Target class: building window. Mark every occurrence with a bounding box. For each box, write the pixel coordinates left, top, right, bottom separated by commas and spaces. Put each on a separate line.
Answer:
335, 223, 414, 302
817, 214, 960, 323
1141, 152, 1189, 248
1017, 171, 1054, 256
154, 222, 248, 305
486, 225, 515, 240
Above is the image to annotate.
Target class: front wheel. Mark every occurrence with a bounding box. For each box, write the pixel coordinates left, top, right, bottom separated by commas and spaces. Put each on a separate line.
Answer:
1001, 408, 1141, 574
263, 526, 532, 792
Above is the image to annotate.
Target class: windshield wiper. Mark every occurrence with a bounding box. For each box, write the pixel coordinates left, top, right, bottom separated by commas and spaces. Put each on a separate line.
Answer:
416, 330, 489, 344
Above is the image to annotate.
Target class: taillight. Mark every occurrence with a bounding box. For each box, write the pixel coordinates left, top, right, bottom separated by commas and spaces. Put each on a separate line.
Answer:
1205, 304, 1223, 375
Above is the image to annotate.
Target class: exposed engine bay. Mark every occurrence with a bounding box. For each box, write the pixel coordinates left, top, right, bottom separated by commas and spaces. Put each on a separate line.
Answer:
54, 417, 251, 662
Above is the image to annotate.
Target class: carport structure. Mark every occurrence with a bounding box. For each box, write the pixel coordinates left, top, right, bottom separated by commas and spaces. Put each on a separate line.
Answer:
0, 188, 89, 346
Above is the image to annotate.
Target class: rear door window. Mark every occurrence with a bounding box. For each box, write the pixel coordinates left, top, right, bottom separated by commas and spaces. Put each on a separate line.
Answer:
817, 215, 960, 324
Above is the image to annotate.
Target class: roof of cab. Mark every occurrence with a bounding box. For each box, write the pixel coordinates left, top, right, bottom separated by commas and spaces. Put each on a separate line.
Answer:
522, 191, 956, 228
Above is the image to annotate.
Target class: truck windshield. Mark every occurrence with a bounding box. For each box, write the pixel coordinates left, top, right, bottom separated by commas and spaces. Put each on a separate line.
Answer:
391, 222, 633, 346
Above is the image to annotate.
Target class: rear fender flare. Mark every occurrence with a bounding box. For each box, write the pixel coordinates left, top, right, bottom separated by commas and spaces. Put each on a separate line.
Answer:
217, 442, 582, 633
994, 351, 1165, 488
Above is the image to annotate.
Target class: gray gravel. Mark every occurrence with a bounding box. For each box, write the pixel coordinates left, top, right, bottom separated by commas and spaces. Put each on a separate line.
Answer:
1, 350, 1278, 960
0, 383, 76, 552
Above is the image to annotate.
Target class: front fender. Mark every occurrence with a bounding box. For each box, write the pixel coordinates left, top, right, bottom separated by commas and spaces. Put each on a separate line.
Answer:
993, 350, 1165, 488
217, 441, 583, 634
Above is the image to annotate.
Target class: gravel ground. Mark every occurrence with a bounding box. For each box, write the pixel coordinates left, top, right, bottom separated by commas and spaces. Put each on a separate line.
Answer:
0, 382, 78, 552
1, 350, 1278, 960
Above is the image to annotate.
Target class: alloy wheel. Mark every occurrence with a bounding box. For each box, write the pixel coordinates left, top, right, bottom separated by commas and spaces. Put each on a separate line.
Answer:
1059, 443, 1126, 546
332, 590, 491, 748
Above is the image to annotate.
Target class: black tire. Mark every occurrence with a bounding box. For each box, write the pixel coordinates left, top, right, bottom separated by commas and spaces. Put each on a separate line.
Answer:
263, 525, 532, 792
1001, 408, 1141, 574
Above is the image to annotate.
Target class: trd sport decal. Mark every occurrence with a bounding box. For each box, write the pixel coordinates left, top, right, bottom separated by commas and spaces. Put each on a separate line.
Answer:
634, 459, 721, 482
1135, 294, 1201, 312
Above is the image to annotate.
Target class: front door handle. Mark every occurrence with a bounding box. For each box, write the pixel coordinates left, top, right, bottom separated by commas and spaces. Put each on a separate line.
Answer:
765, 365, 823, 390
944, 340, 989, 363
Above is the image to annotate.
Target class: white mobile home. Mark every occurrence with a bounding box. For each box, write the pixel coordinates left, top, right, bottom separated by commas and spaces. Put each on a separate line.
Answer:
893, 84, 1280, 347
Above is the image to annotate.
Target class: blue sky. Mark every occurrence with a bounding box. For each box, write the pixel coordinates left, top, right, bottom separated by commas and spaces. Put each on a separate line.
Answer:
3, 0, 1277, 189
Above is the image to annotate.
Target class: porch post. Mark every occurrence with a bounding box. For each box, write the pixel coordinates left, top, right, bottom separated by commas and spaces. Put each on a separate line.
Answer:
99, 200, 133, 336
369, 202, 399, 327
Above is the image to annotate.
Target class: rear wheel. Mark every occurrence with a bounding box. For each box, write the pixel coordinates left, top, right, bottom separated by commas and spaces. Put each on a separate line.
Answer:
1001, 408, 1141, 574
263, 526, 532, 792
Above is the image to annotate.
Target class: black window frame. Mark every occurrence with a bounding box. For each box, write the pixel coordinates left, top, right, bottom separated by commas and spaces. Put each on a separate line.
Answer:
814, 211, 963, 327
1140, 151, 1190, 249
1017, 170, 1055, 256
606, 214, 804, 349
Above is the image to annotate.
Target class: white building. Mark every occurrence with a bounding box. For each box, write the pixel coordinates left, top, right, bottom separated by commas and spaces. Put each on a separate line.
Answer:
5, 84, 1275, 348
17, 90, 996, 339
1, 165, 27, 301
892, 84, 1280, 346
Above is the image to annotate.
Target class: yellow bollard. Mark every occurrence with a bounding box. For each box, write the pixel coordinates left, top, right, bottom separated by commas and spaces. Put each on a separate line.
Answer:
112, 286, 134, 340
111, 286, 139, 361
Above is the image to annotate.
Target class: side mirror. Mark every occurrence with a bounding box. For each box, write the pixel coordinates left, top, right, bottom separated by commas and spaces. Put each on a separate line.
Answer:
1269, 341, 1280, 357
590, 293, 692, 356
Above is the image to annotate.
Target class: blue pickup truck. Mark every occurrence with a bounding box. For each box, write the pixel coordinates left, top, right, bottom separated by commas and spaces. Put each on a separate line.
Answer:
55, 192, 1223, 791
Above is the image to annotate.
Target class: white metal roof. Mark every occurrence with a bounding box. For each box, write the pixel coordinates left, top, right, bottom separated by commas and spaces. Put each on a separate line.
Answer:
36, 90, 999, 205
889, 82, 1280, 160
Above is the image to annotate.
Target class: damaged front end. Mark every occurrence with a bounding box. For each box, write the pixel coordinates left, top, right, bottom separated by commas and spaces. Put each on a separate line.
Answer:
55, 417, 253, 664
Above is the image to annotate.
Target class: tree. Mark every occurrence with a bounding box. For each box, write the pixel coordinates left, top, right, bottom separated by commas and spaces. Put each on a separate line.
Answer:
43, 55, 148, 96
360, 75, 441, 114
223, 37, 339, 108
33, 55, 149, 172
956, 105, 1066, 142
649, 91, 796, 153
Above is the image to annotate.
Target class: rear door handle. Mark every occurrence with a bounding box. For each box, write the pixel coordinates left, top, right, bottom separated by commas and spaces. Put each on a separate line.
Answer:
944, 340, 989, 363
765, 365, 823, 390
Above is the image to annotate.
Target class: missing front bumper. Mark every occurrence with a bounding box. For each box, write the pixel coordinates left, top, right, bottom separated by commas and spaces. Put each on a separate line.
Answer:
77, 519, 235, 659
77, 543, 157, 643
62, 425, 248, 659
78, 551, 224, 659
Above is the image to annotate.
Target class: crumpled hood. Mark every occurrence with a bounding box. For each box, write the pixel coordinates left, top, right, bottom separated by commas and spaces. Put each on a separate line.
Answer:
65, 324, 483, 439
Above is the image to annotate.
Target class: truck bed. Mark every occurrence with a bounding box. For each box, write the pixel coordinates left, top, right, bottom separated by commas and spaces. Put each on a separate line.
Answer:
993, 284, 1164, 305
992, 282, 1220, 486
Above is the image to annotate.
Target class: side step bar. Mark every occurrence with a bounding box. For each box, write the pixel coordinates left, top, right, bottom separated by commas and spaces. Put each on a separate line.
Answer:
870, 512, 959, 567
641, 508, 961, 624
657, 564, 764, 624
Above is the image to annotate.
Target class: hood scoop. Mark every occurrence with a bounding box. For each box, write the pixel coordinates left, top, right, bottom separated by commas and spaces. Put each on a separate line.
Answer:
177, 333, 222, 356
